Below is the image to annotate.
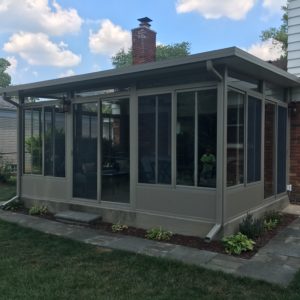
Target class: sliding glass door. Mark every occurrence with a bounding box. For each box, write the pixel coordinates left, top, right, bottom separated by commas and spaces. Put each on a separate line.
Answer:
101, 99, 130, 203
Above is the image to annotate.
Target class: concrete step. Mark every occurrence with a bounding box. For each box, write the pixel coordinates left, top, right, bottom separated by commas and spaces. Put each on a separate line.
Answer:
54, 210, 102, 225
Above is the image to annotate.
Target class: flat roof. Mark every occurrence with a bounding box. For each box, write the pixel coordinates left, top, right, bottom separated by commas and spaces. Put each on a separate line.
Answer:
1, 47, 299, 98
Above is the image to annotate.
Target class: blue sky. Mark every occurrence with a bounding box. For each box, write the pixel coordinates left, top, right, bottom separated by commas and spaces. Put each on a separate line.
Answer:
0, 0, 286, 84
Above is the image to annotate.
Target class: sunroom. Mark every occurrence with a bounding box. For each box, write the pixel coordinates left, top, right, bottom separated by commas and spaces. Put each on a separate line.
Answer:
1, 47, 298, 238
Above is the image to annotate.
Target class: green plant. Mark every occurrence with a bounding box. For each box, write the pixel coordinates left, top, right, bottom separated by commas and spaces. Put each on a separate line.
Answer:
2, 199, 24, 211
239, 213, 265, 239
7, 176, 16, 186
111, 223, 128, 233
146, 227, 172, 241
222, 232, 255, 255
264, 219, 278, 231
263, 210, 281, 230
29, 205, 48, 216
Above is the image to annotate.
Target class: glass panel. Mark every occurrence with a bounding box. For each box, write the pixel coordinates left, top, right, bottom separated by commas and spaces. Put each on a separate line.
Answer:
198, 89, 217, 188
247, 97, 262, 183
54, 109, 65, 177
101, 99, 130, 203
157, 94, 171, 184
44, 108, 54, 176
227, 90, 244, 186
31, 108, 42, 174
73, 103, 98, 199
138, 96, 156, 183
228, 70, 260, 92
264, 103, 275, 198
265, 82, 285, 102
277, 106, 287, 194
177, 92, 195, 186
24, 110, 32, 174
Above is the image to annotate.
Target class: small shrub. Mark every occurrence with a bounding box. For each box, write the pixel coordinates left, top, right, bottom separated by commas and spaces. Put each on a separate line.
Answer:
239, 213, 264, 239
146, 227, 172, 241
264, 219, 278, 230
111, 223, 128, 233
222, 232, 255, 255
29, 205, 48, 216
264, 210, 282, 224
7, 176, 17, 186
2, 199, 24, 211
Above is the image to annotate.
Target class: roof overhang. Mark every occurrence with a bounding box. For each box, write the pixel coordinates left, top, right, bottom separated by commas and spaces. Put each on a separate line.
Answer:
1, 47, 299, 99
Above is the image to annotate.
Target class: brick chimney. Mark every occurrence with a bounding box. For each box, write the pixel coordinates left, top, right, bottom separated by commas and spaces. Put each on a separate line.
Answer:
132, 17, 156, 65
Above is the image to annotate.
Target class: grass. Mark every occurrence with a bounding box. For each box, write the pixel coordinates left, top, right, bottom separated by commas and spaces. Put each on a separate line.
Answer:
0, 221, 300, 299
0, 182, 16, 201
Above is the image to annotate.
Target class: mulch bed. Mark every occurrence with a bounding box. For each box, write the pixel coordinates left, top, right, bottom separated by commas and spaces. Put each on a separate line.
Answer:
3, 205, 298, 259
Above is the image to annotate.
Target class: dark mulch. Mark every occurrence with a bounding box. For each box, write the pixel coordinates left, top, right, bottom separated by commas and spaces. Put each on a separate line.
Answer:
4, 205, 298, 259
93, 213, 298, 259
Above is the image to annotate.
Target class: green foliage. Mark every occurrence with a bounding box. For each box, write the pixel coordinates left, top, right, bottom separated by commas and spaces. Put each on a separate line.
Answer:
2, 199, 24, 211
260, 4, 288, 57
264, 210, 282, 230
146, 227, 172, 241
112, 42, 191, 68
29, 205, 48, 216
25, 136, 42, 171
239, 213, 265, 239
222, 232, 255, 255
0, 160, 16, 185
112, 223, 128, 233
0, 58, 11, 87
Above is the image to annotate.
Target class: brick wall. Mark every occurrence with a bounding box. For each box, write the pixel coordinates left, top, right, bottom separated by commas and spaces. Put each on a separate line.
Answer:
132, 24, 156, 65
290, 102, 300, 201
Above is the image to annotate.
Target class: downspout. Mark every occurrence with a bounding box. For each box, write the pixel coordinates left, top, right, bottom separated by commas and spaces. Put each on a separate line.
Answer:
0, 93, 21, 207
204, 61, 224, 242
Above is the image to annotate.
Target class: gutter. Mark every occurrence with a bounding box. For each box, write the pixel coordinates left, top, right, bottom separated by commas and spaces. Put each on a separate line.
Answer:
204, 60, 224, 242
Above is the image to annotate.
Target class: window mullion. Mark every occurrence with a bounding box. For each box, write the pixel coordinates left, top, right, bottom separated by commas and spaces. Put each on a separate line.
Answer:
194, 92, 198, 186
155, 96, 159, 184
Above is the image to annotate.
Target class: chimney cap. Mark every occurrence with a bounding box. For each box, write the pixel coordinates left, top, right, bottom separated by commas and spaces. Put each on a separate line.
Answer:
138, 17, 152, 27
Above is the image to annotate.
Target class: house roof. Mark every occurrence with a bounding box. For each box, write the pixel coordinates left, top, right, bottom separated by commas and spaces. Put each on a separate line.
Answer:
0, 96, 16, 110
1, 47, 300, 98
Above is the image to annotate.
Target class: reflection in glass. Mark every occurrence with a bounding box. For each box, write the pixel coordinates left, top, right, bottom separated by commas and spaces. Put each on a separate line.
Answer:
24, 109, 42, 174
227, 90, 244, 186
264, 103, 275, 198
101, 99, 130, 203
177, 92, 195, 186
44, 107, 65, 177
247, 97, 262, 183
73, 103, 98, 199
277, 106, 287, 194
24, 110, 32, 174
198, 90, 217, 188
138, 94, 171, 184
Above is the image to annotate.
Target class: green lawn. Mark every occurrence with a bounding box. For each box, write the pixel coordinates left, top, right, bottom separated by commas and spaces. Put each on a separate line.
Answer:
0, 183, 16, 201
0, 220, 300, 299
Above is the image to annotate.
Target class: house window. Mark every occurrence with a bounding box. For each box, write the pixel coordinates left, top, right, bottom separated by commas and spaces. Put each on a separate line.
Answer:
138, 93, 172, 184
24, 108, 42, 174
247, 97, 262, 183
44, 107, 66, 177
277, 106, 287, 193
177, 89, 217, 187
227, 90, 245, 186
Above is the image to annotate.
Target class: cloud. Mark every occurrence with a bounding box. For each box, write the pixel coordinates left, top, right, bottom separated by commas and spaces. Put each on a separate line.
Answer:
176, 0, 256, 20
89, 19, 131, 56
6, 56, 18, 76
262, 0, 286, 14
0, 0, 82, 36
58, 69, 76, 78
245, 39, 284, 60
3, 32, 81, 67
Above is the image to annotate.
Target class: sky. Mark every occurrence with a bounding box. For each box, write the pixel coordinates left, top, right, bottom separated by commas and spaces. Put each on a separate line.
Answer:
0, 0, 287, 85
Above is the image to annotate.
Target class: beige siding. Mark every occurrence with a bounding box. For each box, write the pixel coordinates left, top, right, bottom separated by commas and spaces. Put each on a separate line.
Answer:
0, 109, 17, 165
288, 0, 300, 76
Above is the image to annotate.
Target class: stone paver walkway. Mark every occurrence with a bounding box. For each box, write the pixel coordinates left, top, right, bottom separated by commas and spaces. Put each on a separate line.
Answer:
0, 209, 300, 287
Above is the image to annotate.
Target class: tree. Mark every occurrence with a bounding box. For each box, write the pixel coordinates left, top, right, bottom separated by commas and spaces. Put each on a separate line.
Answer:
260, 4, 288, 57
0, 58, 11, 87
112, 42, 191, 68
